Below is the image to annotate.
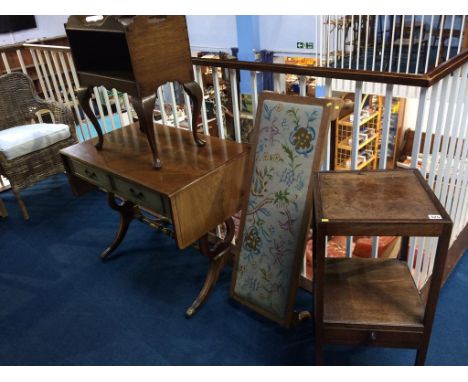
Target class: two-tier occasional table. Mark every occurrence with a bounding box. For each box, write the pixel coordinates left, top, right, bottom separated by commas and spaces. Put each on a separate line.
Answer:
312, 169, 452, 365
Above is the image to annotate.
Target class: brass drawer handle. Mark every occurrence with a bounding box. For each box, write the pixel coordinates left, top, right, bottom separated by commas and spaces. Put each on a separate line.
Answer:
84, 169, 97, 179
129, 187, 144, 199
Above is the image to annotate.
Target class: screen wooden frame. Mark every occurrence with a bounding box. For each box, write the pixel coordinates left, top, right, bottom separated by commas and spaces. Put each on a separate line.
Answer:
230, 92, 334, 327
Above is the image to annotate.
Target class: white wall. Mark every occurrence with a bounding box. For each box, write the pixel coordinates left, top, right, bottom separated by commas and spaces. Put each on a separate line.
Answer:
186, 15, 237, 51
403, 98, 420, 132
0, 15, 68, 46
403, 97, 455, 135
258, 16, 319, 55
0, 15, 238, 52
0, 15, 322, 56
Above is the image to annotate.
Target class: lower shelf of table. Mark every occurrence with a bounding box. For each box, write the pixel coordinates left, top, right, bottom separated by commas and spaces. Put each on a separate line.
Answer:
323, 258, 425, 333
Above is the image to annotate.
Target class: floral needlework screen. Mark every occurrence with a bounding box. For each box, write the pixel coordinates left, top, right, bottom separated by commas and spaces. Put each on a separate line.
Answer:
233, 99, 324, 321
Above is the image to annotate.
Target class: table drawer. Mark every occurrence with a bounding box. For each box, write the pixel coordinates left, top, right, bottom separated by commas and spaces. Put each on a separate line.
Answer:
71, 160, 112, 190
324, 327, 423, 348
113, 176, 166, 215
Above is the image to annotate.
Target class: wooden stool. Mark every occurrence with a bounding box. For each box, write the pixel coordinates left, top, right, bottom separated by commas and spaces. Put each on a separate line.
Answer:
312, 169, 452, 365
66, 16, 204, 169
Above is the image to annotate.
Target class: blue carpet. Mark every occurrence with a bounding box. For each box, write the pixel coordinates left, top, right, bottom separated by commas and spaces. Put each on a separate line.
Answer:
0, 174, 467, 365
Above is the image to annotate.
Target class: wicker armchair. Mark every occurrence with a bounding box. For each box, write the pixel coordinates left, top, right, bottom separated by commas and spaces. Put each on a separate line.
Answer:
0, 72, 78, 219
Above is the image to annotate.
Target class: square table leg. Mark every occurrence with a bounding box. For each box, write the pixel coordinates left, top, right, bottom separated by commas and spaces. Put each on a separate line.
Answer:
415, 224, 452, 365
313, 216, 327, 365
0, 197, 7, 218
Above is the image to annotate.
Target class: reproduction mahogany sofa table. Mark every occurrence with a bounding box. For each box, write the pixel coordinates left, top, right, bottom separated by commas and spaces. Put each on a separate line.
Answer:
312, 169, 452, 366
60, 122, 249, 317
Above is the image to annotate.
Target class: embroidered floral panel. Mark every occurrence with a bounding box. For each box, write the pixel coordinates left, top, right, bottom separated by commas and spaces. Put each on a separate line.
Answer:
233, 99, 324, 319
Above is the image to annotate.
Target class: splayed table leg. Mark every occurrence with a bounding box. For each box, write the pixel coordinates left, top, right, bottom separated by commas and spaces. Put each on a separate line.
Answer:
101, 192, 135, 260
185, 218, 235, 317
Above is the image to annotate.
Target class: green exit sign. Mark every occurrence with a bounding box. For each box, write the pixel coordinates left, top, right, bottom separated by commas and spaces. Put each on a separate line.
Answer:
297, 41, 314, 49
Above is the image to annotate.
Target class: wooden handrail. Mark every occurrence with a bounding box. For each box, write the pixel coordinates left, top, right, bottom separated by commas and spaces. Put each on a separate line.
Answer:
22, 43, 71, 52
191, 57, 429, 87
15, 40, 468, 88
192, 49, 468, 88
426, 48, 468, 86
0, 35, 67, 52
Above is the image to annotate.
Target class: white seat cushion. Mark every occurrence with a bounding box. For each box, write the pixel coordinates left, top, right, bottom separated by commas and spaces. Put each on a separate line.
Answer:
0, 123, 71, 160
